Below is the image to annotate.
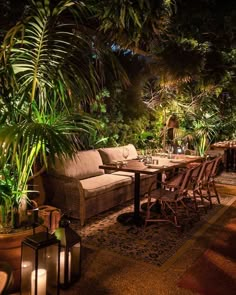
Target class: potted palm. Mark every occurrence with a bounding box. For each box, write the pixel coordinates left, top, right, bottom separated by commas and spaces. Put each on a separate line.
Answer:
0, 0, 101, 229
0, 0, 100, 290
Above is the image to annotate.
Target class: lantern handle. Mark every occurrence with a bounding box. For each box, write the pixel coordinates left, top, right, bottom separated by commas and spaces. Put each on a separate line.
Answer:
32, 222, 49, 237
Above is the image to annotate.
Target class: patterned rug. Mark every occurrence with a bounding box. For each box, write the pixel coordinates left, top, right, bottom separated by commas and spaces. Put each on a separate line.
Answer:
71, 192, 235, 267
215, 172, 236, 186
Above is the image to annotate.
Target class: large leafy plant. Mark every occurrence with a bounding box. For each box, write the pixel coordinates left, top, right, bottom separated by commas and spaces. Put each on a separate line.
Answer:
0, 0, 99, 224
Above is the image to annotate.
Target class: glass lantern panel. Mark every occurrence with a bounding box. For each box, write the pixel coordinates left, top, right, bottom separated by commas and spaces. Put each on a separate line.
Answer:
21, 245, 35, 294
71, 242, 81, 279
21, 243, 59, 295
45, 244, 60, 294
59, 247, 71, 284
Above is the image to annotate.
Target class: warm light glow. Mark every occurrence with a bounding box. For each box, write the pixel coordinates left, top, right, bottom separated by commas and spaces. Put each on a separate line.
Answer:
31, 269, 47, 295
60, 251, 71, 284
21, 261, 32, 290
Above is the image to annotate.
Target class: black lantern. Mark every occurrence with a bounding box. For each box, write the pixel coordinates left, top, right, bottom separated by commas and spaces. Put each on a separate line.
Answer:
21, 230, 60, 295
54, 215, 81, 289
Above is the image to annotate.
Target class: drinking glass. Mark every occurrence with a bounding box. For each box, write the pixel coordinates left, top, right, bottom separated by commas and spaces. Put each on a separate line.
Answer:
182, 142, 188, 154
167, 145, 174, 159
122, 147, 129, 164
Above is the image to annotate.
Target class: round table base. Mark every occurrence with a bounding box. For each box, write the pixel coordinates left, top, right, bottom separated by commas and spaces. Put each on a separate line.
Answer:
117, 212, 144, 227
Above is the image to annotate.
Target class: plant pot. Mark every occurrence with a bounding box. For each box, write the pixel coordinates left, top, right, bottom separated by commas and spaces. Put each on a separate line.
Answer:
0, 226, 44, 292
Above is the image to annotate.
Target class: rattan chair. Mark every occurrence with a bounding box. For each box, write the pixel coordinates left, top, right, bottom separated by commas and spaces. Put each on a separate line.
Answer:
144, 165, 197, 229
188, 156, 221, 212
201, 155, 222, 207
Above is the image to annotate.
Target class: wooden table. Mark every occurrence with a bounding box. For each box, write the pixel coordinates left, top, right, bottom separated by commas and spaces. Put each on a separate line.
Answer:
99, 155, 202, 226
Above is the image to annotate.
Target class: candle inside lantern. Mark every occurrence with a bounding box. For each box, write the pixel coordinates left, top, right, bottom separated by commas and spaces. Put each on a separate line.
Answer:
31, 269, 47, 295
60, 250, 71, 283
22, 261, 32, 273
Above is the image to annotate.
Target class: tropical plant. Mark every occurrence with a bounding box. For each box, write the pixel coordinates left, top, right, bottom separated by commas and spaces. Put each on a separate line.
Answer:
92, 0, 173, 53
191, 115, 218, 156
0, 0, 101, 229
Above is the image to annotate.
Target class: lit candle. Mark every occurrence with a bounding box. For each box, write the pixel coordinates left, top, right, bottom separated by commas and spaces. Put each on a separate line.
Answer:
31, 269, 47, 295
60, 251, 71, 283
22, 260, 32, 273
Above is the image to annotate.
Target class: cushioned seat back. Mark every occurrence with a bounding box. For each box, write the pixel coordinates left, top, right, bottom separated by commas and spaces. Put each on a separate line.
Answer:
49, 150, 104, 180
98, 144, 138, 164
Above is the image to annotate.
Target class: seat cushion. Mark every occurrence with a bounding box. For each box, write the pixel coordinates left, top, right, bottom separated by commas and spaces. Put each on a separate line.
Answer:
112, 171, 154, 180
80, 174, 132, 199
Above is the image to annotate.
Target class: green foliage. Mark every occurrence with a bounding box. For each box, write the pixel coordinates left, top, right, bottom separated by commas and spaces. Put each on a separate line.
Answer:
0, 0, 99, 216
92, 0, 173, 51
80, 86, 158, 149
0, 164, 25, 227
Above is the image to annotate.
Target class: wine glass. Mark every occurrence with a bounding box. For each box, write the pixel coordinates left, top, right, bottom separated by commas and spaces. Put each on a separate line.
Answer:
182, 142, 188, 154
122, 147, 129, 164
167, 145, 174, 159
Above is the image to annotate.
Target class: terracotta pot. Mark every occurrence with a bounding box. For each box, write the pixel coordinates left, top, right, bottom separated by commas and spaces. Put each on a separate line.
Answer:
0, 226, 44, 292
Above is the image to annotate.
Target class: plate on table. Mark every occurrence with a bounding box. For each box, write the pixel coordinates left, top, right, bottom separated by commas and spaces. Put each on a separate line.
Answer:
185, 155, 197, 158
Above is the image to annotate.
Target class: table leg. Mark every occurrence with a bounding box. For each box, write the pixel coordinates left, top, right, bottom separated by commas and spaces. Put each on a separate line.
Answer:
117, 172, 144, 226
141, 172, 162, 213
134, 172, 140, 221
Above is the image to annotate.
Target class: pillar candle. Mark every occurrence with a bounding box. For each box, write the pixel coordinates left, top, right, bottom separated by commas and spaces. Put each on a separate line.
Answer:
31, 269, 47, 295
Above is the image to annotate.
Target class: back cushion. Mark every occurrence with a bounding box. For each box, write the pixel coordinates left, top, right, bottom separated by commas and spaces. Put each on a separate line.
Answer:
50, 150, 104, 180
98, 144, 138, 164
127, 144, 138, 159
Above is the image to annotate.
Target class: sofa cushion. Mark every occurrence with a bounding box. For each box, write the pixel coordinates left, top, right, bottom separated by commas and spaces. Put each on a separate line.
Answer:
112, 171, 154, 180
98, 144, 138, 164
50, 150, 104, 180
80, 174, 132, 199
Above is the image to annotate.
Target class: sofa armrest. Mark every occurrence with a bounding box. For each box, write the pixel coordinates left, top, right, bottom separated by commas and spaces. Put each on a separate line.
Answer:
42, 172, 85, 223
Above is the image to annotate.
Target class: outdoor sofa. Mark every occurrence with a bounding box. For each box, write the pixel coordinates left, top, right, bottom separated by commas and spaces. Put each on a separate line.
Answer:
43, 144, 156, 226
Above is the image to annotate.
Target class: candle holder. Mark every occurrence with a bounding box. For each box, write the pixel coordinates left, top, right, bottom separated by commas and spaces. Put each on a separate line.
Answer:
55, 215, 81, 289
20, 229, 60, 294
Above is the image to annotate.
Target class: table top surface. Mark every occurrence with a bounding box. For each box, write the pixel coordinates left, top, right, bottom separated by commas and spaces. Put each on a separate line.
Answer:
99, 155, 202, 174
211, 141, 236, 148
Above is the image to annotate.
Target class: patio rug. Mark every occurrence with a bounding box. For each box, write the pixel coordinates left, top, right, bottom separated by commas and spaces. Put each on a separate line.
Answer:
215, 171, 236, 186
71, 190, 236, 268
178, 200, 236, 295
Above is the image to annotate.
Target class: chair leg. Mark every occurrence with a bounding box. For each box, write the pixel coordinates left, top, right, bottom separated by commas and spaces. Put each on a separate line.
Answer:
192, 193, 199, 213
145, 196, 152, 226
180, 199, 190, 216
206, 185, 213, 208
173, 202, 180, 227
212, 180, 221, 204
198, 189, 209, 213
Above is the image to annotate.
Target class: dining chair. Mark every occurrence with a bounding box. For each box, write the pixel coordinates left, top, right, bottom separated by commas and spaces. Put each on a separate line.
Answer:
144, 165, 197, 229
201, 155, 222, 207
187, 160, 209, 214
188, 157, 221, 212
0, 262, 13, 295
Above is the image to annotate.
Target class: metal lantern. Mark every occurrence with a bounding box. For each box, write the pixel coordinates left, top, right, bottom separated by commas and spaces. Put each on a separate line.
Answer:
21, 231, 60, 295
55, 215, 81, 289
